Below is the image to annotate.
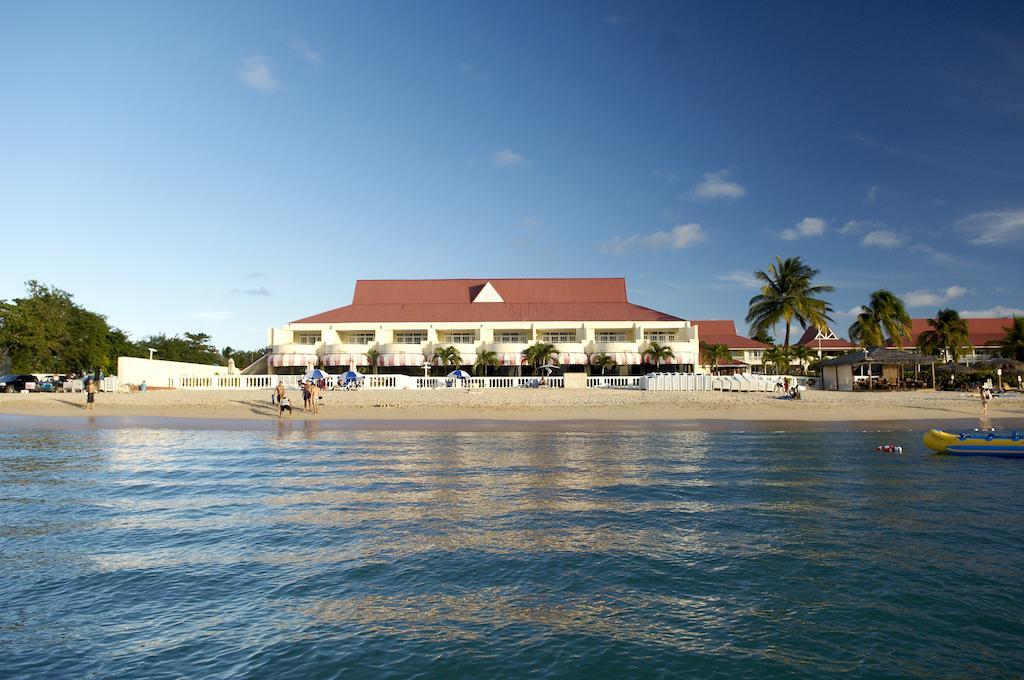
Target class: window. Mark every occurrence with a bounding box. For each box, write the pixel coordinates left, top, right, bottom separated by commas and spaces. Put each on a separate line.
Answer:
443, 332, 475, 344
540, 331, 576, 343
644, 331, 675, 342
296, 332, 321, 345
750, 350, 762, 360
497, 332, 527, 343
395, 332, 426, 344
596, 331, 626, 342
346, 332, 375, 344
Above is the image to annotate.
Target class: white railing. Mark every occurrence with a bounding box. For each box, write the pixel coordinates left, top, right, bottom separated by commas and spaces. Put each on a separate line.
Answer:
587, 376, 642, 388
639, 372, 790, 392
169, 374, 303, 390
415, 376, 565, 389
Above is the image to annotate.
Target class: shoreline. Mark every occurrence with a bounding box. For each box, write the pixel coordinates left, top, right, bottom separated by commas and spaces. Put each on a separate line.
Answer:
0, 388, 1021, 431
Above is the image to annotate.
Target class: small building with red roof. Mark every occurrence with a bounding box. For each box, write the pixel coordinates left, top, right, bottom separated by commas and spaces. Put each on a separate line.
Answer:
266, 278, 700, 375
691, 320, 771, 373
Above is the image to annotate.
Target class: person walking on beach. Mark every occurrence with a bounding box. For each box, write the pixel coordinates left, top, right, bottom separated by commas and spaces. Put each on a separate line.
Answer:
979, 384, 990, 417
309, 381, 320, 415
274, 381, 285, 405
85, 379, 96, 411
301, 380, 311, 412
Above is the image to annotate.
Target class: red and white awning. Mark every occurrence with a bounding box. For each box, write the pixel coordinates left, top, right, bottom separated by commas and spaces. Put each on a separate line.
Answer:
558, 353, 589, 365
591, 352, 643, 365
269, 353, 318, 368
322, 353, 370, 367
378, 352, 426, 367
497, 352, 527, 366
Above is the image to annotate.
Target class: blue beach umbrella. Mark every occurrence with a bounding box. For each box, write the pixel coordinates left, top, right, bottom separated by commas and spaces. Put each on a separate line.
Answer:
341, 370, 363, 384
448, 369, 471, 379
304, 368, 331, 381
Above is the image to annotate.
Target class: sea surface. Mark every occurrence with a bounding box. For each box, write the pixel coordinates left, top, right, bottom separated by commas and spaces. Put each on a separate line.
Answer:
2, 423, 1023, 679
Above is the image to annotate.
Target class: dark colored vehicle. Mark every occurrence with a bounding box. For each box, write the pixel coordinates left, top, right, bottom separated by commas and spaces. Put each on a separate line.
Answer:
0, 374, 39, 393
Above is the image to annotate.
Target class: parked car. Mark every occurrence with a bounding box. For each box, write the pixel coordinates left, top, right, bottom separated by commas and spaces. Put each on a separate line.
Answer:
0, 374, 40, 393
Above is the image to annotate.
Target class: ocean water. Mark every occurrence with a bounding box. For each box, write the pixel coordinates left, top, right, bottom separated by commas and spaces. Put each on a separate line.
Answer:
2, 424, 1023, 679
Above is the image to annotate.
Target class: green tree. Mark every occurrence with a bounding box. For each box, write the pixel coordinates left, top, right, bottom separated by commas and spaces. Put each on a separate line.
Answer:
139, 332, 224, 365
997, 317, 1024, 361
365, 348, 380, 374
474, 348, 499, 376
592, 352, 617, 376
751, 330, 775, 345
522, 342, 558, 371
848, 290, 912, 348
788, 345, 814, 375
432, 345, 462, 368
643, 341, 675, 369
746, 256, 835, 347
916, 309, 972, 362
699, 341, 732, 372
763, 345, 792, 374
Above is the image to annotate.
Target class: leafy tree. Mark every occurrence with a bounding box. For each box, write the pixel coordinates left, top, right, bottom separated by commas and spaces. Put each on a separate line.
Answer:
917, 309, 972, 362
365, 348, 380, 374
998, 317, 1024, 361
522, 342, 558, 371
432, 345, 462, 368
848, 290, 911, 348
746, 256, 835, 347
751, 330, 775, 345
221, 346, 269, 370
699, 341, 732, 372
763, 345, 792, 375
788, 345, 814, 375
643, 341, 675, 369
592, 352, 617, 376
474, 348, 499, 376
139, 332, 224, 365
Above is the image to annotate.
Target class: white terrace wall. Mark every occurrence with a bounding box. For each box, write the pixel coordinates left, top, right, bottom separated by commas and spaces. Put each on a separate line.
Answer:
117, 357, 227, 387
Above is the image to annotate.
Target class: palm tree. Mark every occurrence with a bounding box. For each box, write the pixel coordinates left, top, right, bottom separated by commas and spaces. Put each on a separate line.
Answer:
917, 309, 972, 362
522, 342, 558, 372
643, 341, 675, 370
746, 256, 835, 347
788, 345, 814, 375
848, 290, 912, 348
763, 345, 792, 375
592, 352, 617, 376
998, 317, 1024, 361
474, 348, 500, 376
699, 341, 732, 373
365, 348, 380, 375
432, 345, 462, 368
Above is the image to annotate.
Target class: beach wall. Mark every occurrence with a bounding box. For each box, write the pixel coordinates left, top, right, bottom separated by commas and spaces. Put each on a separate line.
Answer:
117, 357, 227, 387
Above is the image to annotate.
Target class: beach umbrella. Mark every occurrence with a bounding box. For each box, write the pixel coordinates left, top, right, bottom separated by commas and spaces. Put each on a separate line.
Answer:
341, 370, 363, 384
538, 364, 561, 376
447, 369, 471, 379
304, 368, 331, 381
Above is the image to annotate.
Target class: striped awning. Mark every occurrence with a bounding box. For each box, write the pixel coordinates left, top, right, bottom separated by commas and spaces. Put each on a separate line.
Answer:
497, 352, 527, 366
591, 352, 643, 365
378, 352, 426, 367
322, 353, 369, 367
558, 353, 589, 365
269, 353, 318, 368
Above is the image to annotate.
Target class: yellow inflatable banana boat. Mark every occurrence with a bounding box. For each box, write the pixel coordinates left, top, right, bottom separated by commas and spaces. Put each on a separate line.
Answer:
923, 429, 1024, 457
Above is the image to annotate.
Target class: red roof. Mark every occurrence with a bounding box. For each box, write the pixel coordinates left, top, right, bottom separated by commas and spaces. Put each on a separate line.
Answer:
906, 317, 1013, 348
293, 278, 684, 324
692, 320, 770, 349
795, 326, 859, 349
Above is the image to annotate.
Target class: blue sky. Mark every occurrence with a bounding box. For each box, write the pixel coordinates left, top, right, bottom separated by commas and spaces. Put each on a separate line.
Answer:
1, 2, 1023, 349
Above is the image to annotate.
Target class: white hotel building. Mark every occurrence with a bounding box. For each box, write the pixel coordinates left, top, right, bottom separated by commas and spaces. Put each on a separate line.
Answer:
264, 278, 699, 375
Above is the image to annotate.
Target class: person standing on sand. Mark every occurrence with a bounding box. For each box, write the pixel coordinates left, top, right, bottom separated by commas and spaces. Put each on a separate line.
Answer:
309, 381, 320, 414
278, 395, 292, 418
979, 385, 990, 417
85, 379, 96, 411
301, 381, 311, 412
274, 381, 285, 405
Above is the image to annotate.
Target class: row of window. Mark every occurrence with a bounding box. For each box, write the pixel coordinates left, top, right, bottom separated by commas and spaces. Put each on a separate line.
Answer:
294, 330, 680, 345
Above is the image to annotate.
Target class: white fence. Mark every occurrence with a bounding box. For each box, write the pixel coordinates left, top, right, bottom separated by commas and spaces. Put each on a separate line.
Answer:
164, 372, 790, 392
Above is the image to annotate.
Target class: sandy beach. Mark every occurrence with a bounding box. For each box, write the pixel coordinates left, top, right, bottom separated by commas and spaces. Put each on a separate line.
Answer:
1, 387, 1021, 425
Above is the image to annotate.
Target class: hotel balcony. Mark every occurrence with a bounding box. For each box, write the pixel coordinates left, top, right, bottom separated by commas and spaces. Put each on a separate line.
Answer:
271, 343, 321, 356
589, 341, 639, 355
427, 342, 480, 362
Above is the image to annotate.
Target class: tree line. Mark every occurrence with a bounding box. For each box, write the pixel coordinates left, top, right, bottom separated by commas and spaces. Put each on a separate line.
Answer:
0, 281, 267, 374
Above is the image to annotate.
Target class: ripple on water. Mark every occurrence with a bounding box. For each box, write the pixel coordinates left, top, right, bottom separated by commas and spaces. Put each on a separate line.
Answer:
1, 427, 1023, 678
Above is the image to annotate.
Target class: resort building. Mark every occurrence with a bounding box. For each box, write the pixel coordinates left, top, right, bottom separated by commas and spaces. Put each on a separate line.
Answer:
264, 278, 700, 375
691, 320, 770, 373
902, 317, 1014, 363
795, 325, 859, 360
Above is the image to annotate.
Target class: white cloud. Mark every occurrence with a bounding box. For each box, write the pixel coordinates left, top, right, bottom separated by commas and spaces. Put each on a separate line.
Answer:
689, 169, 747, 201
194, 311, 236, 321
238, 56, 280, 92
902, 286, 969, 308
715, 271, 759, 288
840, 219, 882, 235
865, 185, 881, 204
861, 229, 907, 248
289, 38, 323, 64
780, 217, 827, 240
491, 148, 526, 167
599, 223, 708, 254
960, 306, 1024, 318
231, 286, 272, 296
957, 209, 1024, 245
836, 305, 866, 318
908, 243, 956, 265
